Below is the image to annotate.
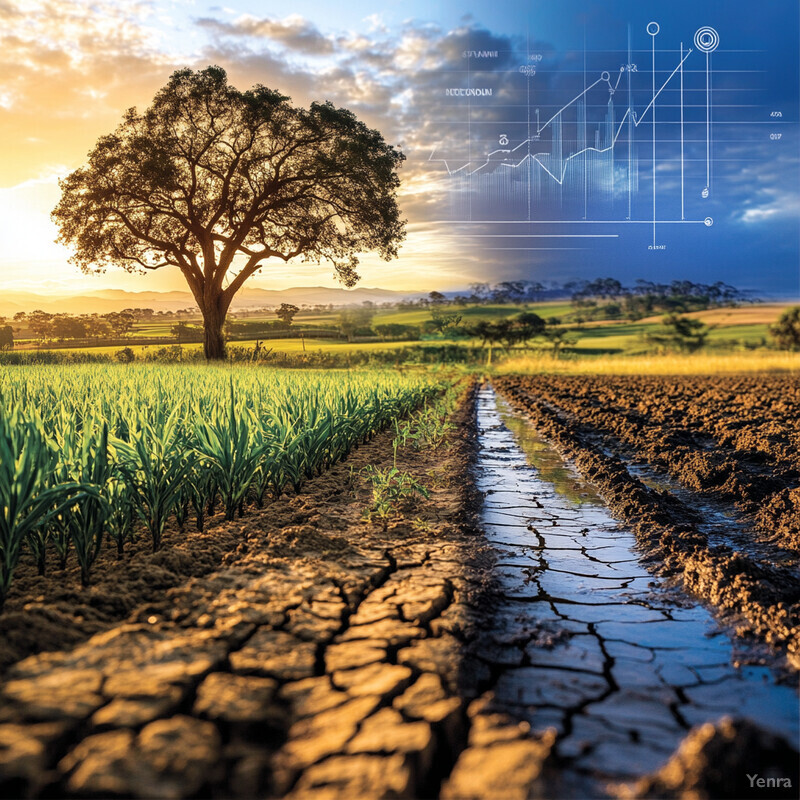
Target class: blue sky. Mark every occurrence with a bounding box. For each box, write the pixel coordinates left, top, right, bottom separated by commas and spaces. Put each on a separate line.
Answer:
420, 0, 800, 295
0, 0, 797, 295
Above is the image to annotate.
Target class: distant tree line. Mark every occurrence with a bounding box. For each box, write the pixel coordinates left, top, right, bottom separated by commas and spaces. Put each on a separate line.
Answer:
11, 308, 156, 343
394, 278, 750, 320
396, 282, 546, 308
566, 278, 747, 321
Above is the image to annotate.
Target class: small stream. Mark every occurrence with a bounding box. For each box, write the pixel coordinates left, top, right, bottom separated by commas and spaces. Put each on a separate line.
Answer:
475, 385, 799, 796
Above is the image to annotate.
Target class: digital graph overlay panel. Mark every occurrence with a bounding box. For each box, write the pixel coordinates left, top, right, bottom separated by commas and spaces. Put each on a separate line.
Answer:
428, 22, 769, 251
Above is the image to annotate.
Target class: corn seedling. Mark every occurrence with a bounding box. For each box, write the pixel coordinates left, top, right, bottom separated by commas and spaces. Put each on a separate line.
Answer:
25, 525, 50, 577
0, 411, 92, 609
114, 408, 189, 552
50, 513, 72, 571
193, 382, 268, 521
65, 423, 113, 586
106, 478, 137, 557
361, 465, 430, 530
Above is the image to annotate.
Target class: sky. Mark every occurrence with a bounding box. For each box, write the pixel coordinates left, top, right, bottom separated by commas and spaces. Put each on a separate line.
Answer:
0, 0, 797, 297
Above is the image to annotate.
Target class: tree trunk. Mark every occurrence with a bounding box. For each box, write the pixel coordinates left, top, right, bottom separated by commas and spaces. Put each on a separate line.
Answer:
201, 299, 227, 361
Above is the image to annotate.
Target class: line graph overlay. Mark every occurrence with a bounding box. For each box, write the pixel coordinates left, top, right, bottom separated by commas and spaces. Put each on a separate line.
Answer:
427, 21, 750, 248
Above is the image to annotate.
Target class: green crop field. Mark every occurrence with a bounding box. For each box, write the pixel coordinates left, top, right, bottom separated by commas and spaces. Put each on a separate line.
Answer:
0, 365, 443, 608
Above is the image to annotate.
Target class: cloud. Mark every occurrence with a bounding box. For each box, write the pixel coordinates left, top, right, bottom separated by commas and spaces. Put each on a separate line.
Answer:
0, 0, 178, 184
3, 3, 796, 293
196, 13, 334, 54
738, 190, 800, 224
363, 14, 387, 35
740, 207, 778, 222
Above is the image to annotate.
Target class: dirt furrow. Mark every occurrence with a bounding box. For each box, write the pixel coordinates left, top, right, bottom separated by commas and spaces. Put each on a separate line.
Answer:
505, 375, 800, 551
494, 377, 800, 668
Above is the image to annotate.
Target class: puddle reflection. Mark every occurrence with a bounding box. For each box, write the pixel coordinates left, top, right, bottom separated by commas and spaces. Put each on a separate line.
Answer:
475, 385, 799, 796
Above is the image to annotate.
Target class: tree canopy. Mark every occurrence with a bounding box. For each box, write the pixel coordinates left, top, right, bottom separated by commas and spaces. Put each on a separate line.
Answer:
275, 303, 300, 326
52, 66, 406, 359
769, 306, 800, 351
648, 313, 711, 352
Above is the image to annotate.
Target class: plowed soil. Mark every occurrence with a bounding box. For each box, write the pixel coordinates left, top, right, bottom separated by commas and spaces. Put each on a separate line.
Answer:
495, 375, 800, 665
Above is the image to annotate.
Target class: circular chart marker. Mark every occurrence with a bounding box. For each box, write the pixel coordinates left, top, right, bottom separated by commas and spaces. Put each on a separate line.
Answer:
694, 27, 719, 53
704, 217, 714, 227
647, 22, 660, 36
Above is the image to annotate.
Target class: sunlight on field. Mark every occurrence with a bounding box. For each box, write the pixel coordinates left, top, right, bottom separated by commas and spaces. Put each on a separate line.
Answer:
496, 350, 800, 375
49, 338, 438, 357
636, 303, 794, 327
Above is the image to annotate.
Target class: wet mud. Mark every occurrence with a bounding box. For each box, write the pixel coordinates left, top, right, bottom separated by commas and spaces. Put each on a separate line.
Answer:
502, 375, 800, 552
470, 385, 798, 797
495, 376, 800, 666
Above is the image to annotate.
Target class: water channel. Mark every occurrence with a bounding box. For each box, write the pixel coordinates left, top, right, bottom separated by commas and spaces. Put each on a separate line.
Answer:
474, 385, 799, 796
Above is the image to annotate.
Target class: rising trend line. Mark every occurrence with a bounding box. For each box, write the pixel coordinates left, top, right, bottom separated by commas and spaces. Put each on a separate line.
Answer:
636, 49, 691, 128
430, 47, 693, 180
485, 93, 684, 186
536, 78, 604, 135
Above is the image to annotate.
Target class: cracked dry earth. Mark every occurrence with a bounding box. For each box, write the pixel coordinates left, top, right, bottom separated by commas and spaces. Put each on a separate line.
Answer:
0, 386, 558, 800
1, 380, 799, 800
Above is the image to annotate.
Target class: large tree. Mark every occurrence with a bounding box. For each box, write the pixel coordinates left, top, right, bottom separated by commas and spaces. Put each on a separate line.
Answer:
52, 66, 406, 359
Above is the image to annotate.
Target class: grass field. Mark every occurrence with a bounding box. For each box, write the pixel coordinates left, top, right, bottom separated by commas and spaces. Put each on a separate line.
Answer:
567, 320, 771, 355
371, 301, 573, 326
81, 301, 579, 338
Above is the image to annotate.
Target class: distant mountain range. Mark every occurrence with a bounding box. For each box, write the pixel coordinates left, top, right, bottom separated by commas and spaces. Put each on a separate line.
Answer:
0, 286, 422, 316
